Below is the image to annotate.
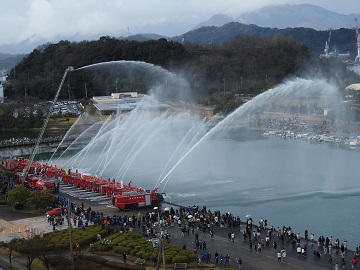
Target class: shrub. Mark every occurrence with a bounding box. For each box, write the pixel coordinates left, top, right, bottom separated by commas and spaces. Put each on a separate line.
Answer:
114, 246, 131, 254
78, 235, 96, 246
188, 254, 196, 262
136, 250, 145, 258
107, 233, 121, 241
179, 250, 190, 256
54, 242, 67, 250
164, 255, 173, 263
130, 249, 138, 256
94, 244, 112, 252
7, 186, 29, 207
172, 255, 189, 263
165, 250, 178, 257
141, 252, 153, 261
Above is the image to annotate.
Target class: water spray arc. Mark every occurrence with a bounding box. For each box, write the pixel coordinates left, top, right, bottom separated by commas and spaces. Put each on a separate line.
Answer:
156, 78, 339, 190
154, 117, 208, 190
49, 113, 84, 163
113, 112, 170, 182
54, 120, 102, 167
68, 116, 117, 172
95, 111, 146, 176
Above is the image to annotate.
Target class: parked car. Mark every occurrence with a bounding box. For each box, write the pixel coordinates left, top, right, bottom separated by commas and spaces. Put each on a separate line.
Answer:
46, 207, 62, 217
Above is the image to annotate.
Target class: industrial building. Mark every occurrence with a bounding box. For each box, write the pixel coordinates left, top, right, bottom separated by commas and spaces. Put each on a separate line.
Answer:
319, 18, 360, 62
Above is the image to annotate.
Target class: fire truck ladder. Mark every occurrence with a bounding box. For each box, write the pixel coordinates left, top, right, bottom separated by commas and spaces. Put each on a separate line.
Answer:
21, 66, 74, 181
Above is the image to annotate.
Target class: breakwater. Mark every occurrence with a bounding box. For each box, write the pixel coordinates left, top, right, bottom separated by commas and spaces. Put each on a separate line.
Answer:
0, 135, 73, 150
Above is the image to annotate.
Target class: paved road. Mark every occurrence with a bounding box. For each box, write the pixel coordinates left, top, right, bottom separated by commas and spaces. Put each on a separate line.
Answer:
0, 206, 40, 222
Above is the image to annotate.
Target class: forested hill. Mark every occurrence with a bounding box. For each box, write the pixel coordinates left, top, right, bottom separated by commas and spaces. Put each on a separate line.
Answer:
172, 22, 357, 57
5, 34, 359, 114
0, 53, 26, 72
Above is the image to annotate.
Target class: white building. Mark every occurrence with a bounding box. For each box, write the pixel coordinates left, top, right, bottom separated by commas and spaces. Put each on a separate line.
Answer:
92, 92, 170, 115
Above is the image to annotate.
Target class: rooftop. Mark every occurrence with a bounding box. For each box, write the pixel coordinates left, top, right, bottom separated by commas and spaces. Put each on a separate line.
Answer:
92, 92, 170, 114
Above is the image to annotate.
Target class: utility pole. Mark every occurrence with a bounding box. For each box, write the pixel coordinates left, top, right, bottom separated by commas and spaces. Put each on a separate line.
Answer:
67, 199, 74, 270
223, 77, 225, 94
68, 83, 71, 101
154, 207, 166, 270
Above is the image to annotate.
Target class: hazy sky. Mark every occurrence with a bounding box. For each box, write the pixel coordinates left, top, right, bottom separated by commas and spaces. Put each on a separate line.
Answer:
1, 0, 359, 52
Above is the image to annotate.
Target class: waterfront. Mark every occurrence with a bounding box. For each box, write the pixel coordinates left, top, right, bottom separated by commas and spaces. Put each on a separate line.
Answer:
154, 137, 360, 250
2, 118, 359, 250
46, 133, 360, 250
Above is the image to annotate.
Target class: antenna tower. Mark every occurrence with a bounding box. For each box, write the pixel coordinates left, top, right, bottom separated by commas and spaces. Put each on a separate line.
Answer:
355, 18, 360, 62
324, 30, 331, 57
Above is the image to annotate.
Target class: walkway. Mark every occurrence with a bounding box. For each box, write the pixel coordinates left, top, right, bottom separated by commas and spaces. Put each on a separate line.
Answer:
0, 205, 357, 269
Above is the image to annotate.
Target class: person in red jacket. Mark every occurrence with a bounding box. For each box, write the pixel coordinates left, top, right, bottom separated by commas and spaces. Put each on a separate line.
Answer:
351, 257, 358, 269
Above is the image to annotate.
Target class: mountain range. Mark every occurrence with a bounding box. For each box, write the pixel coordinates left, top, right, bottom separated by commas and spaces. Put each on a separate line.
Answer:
194, 4, 359, 30
1, 3, 359, 71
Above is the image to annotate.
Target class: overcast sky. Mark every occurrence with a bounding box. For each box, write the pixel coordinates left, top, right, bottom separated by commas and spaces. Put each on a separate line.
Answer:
1, 0, 359, 53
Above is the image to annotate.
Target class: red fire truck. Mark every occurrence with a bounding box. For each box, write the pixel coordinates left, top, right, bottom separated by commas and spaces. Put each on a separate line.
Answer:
111, 187, 164, 210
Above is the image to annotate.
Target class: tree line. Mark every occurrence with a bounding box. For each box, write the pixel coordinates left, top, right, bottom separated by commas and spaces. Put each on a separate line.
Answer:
4, 34, 360, 115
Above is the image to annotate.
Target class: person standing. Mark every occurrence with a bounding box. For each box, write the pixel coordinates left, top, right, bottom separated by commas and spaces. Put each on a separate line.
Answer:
351, 257, 358, 269
328, 255, 333, 269
237, 257, 242, 270
219, 254, 224, 266
75, 243, 80, 255
281, 248, 287, 262
224, 254, 230, 267
297, 245, 302, 256
273, 241, 278, 254
310, 233, 315, 246
215, 251, 219, 264
277, 250, 282, 263
243, 230, 247, 242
